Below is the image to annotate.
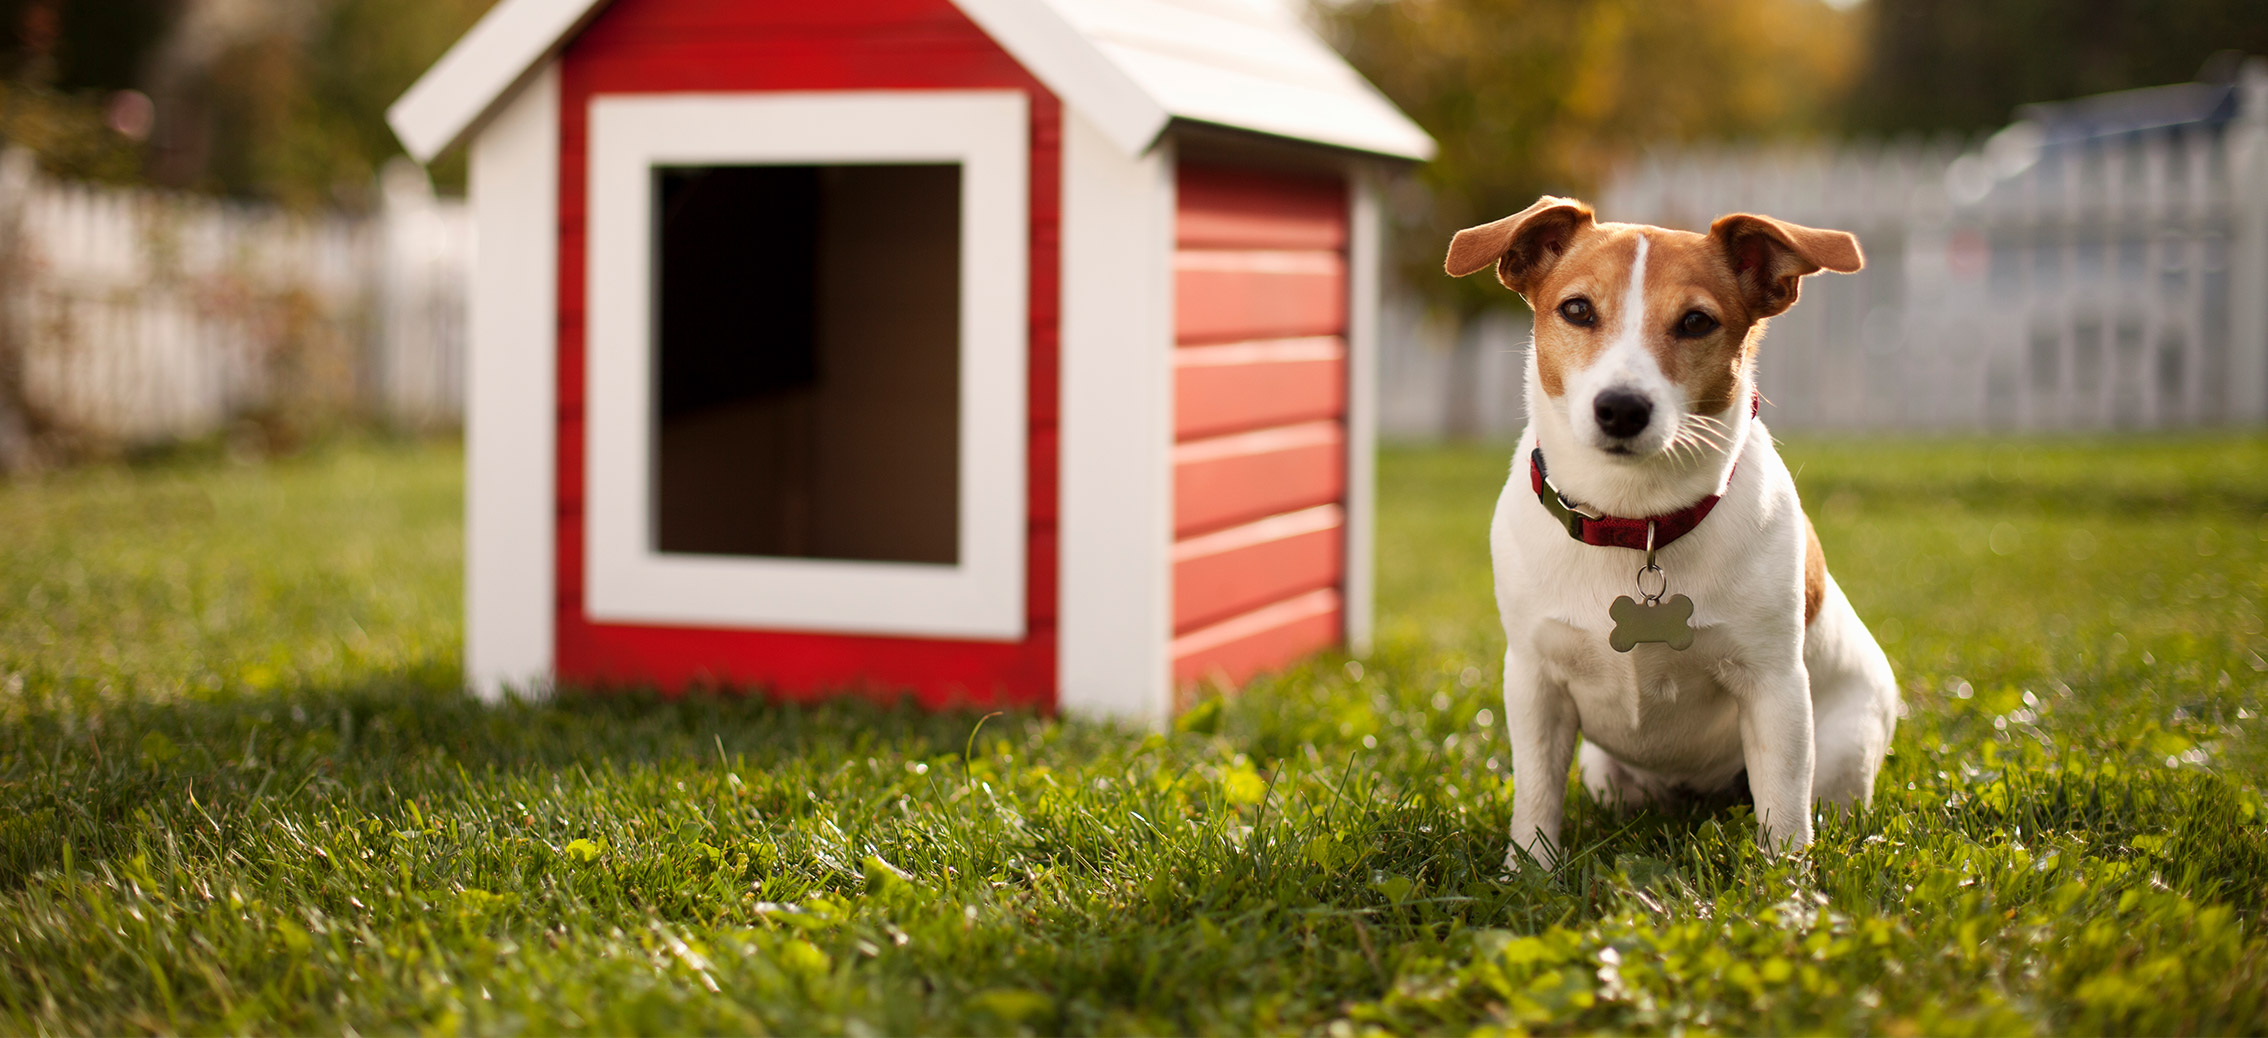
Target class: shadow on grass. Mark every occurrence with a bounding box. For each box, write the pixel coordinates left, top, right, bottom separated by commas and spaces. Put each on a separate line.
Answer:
0, 666, 1048, 890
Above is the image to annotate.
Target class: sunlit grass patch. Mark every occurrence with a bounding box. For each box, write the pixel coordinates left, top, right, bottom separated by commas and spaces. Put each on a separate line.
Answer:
0, 435, 2264, 1034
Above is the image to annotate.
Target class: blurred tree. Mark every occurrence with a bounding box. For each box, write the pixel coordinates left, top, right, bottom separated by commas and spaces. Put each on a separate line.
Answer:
0, 84, 145, 182
1841, 0, 2268, 135
152, 0, 495, 207
0, 0, 174, 184
0, 0, 494, 203
302, 0, 498, 199
0, 0, 173, 91
1319, 0, 1861, 313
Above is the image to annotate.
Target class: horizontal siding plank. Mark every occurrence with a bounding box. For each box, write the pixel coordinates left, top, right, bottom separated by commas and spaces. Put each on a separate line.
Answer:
1175, 337, 1346, 440
1171, 588, 1341, 687
556, 615, 1059, 710
1173, 421, 1344, 537
1175, 252, 1346, 344
1172, 505, 1343, 633
1176, 165, 1347, 250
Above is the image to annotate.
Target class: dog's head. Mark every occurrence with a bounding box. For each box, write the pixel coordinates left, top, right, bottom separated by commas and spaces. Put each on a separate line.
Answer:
1446, 196, 1860, 463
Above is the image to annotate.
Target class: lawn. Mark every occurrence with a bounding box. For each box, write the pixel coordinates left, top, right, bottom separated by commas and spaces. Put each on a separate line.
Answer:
2, 434, 2265, 1034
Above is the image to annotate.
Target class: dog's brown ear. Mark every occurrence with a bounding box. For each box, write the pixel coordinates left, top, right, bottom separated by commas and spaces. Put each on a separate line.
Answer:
1707, 213, 1863, 319
1445, 196, 1595, 296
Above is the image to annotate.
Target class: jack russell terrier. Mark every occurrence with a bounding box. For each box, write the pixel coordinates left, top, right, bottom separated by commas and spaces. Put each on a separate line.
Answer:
1445, 196, 1900, 868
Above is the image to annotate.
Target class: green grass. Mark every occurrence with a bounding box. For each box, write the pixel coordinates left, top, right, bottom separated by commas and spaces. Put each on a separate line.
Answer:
1, 434, 2264, 1035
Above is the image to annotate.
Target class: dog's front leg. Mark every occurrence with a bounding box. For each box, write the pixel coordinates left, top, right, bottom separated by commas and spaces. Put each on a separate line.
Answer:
1503, 651, 1577, 870
1732, 663, 1817, 851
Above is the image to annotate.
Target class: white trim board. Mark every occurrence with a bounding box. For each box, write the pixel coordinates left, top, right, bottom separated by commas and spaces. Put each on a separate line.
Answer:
1342, 168, 1382, 656
1056, 108, 1177, 727
464, 61, 559, 701
583, 91, 1030, 640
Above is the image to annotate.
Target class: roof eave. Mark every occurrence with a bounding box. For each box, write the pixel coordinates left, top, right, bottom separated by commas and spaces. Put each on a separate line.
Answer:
387, 0, 607, 163
386, 0, 1432, 166
948, 0, 1172, 156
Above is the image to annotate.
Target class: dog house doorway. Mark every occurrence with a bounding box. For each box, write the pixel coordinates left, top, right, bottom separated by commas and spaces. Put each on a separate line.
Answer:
584, 91, 1027, 639
653, 163, 962, 564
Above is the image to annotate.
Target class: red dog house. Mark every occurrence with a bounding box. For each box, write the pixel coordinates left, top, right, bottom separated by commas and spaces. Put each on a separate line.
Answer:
388, 0, 1431, 724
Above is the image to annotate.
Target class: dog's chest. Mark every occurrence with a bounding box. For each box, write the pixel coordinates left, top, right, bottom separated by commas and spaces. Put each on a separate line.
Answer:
1532, 619, 1747, 775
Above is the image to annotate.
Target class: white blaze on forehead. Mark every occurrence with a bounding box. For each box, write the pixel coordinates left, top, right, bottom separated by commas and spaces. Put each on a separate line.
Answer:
1590, 233, 1657, 378
1564, 232, 1679, 452
1613, 234, 1649, 351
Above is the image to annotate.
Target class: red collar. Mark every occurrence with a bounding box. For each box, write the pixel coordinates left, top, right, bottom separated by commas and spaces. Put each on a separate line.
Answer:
1528, 393, 1755, 551
1530, 448, 1726, 550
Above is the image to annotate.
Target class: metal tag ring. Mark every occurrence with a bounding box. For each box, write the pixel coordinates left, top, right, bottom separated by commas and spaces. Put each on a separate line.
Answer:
1636, 563, 1668, 602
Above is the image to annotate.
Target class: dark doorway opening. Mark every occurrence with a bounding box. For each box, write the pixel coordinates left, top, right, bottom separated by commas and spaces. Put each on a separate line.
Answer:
652, 163, 962, 564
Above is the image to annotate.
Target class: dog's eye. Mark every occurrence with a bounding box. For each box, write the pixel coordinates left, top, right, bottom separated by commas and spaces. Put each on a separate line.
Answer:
1558, 298, 1595, 327
1676, 310, 1719, 338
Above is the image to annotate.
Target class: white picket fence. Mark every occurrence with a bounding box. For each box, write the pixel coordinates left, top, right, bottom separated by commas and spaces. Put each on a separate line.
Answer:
1382, 68, 2268, 437
7, 72, 2264, 456
0, 153, 470, 458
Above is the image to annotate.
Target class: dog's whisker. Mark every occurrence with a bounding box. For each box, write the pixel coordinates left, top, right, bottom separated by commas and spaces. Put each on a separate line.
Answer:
1680, 416, 1729, 445
1666, 434, 1705, 467
1674, 426, 1725, 453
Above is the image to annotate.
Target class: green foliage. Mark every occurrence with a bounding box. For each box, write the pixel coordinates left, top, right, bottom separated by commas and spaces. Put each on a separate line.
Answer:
0, 0, 173, 92
0, 0, 491, 203
181, 0, 493, 206
1843, 0, 2268, 135
0, 83, 145, 184
1, 436, 2266, 1033
1319, 0, 1861, 311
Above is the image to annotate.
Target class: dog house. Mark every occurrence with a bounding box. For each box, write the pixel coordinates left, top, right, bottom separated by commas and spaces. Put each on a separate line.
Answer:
387, 0, 1432, 724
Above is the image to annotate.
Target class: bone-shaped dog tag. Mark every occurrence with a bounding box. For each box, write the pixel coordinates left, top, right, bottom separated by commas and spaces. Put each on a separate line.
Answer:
1609, 594, 1695, 652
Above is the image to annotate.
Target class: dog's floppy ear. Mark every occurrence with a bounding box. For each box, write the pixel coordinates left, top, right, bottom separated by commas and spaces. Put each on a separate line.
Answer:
1445, 196, 1595, 297
1707, 213, 1863, 319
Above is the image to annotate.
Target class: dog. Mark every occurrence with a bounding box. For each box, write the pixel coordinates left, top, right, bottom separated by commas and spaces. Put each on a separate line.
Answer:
1445, 196, 1900, 868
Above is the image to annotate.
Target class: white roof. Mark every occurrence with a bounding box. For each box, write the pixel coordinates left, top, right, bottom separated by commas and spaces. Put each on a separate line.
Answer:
386, 0, 1433, 164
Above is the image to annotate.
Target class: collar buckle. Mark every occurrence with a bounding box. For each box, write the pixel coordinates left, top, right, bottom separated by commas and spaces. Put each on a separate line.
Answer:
1553, 490, 1598, 538
1555, 490, 1601, 520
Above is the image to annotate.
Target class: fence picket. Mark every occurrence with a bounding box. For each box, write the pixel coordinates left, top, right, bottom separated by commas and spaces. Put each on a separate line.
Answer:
1382, 80, 2268, 439
0, 152, 470, 455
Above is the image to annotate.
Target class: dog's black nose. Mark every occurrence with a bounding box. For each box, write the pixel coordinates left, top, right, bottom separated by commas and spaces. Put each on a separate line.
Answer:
1593, 390, 1653, 439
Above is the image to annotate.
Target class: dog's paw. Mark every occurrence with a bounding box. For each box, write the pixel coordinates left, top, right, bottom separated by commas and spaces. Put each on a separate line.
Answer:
1501, 842, 1556, 876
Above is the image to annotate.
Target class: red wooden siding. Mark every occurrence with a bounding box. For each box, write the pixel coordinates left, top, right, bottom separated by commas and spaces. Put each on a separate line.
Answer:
1174, 252, 1347, 343
1176, 170, 1349, 251
1172, 504, 1343, 632
553, 0, 1060, 708
1170, 589, 1343, 686
1172, 421, 1345, 537
1171, 164, 1349, 690
1174, 337, 1345, 440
